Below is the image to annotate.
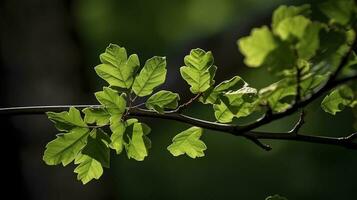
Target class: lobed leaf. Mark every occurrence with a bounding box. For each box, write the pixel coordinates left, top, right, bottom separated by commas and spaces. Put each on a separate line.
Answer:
95, 87, 127, 117
167, 127, 206, 158
319, 0, 357, 25
74, 153, 103, 185
146, 90, 180, 113
47, 107, 87, 132
43, 127, 90, 166
109, 118, 138, 154
272, 4, 311, 31
125, 122, 151, 161
82, 107, 110, 126
321, 85, 355, 115
180, 48, 217, 93
132, 56, 167, 97
95, 44, 140, 88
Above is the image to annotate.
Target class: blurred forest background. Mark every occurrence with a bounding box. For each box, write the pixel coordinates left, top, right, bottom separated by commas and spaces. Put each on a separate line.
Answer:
1, 0, 356, 199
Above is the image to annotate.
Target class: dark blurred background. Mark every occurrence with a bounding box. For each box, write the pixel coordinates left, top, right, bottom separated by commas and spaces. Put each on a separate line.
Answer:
1, 0, 356, 199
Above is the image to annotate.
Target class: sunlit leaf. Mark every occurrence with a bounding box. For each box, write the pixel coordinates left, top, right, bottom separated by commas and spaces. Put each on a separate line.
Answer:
167, 127, 206, 158
95, 87, 126, 116
321, 85, 355, 115
125, 122, 151, 161
74, 153, 103, 185
43, 127, 90, 166
82, 107, 110, 126
95, 44, 140, 88
146, 90, 180, 113
272, 4, 311, 31
47, 107, 87, 132
132, 56, 167, 97
180, 48, 217, 93
109, 118, 138, 154
276, 15, 311, 41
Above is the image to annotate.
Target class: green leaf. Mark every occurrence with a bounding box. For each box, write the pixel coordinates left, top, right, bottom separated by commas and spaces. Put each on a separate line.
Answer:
95, 44, 140, 88
276, 16, 311, 41
95, 87, 126, 116
145, 90, 180, 113
272, 4, 311, 31
214, 87, 258, 123
321, 85, 355, 115
43, 127, 90, 166
74, 153, 103, 184
200, 76, 246, 104
47, 107, 87, 132
132, 56, 167, 97
82, 107, 110, 126
180, 48, 217, 93
167, 127, 207, 158
300, 72, 329, 96
296, 22, 323, 60
238, 26, 277, 67
109, 118, 138, 154
265, 194, 288, 200
319, 0, 357, 25
82, 129, 111, 168
125, 122, 151, 161
259, 79, 296, 112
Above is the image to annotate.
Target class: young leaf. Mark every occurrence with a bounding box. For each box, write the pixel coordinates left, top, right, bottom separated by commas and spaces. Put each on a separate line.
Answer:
214, 87, 258, 123
180, 48, 217, 93
200, 76, 246, 104
43, 127, 90, 166
81, 129, 111, 168
319, 0, 357, 25
125, 122, 151, 161
82, 107, 110, 126
95, 87, 126, 116
238, 26, 277, 68
167, 127, 207, 158
47, 107, 87, 132
272, 4, 311, 31
296, 22, 322, 60
132, 56, 167, 97
109, 118, 138, 154
275, 15, 311, 41
74, 153, 103, 185
259, 79, 296, 112
145, 90, 180, 113
95, 44, 140, 88
321, 85, 355, 115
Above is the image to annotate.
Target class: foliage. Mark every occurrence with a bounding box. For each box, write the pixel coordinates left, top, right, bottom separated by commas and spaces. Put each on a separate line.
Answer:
43, 0, 357, 184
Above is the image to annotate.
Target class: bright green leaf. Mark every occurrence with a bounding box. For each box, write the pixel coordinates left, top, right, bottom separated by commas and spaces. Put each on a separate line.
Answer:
82, 129, 111, 168
125, 122, 151, 161
95, 44, 140, 88
238, 26, 277, 67
43, 127, 90, 166
47, 107, 87, 132
260, 79, 296, 112
272, 4, 311, 31
180, 48, 217, 93
296, 22, 323, 60
167, 127, 207, 158
82, 107, 110, 126
146, 90, 180, 113
276, 16, 311, 41
214, 87, 258, 123
200, 76, 246, 104
95, 87, 126, 116
109, 118, 138, 154
321, 85, 355, 115
132, 56, 167, 97
74, 153, 103, 184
